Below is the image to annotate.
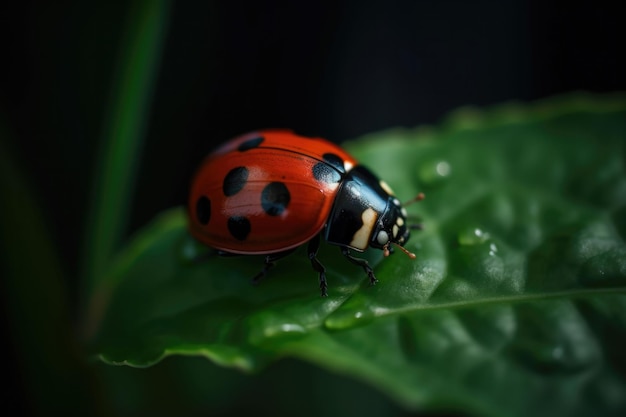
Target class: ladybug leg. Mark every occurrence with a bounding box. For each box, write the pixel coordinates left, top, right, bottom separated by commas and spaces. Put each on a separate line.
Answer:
252, 250, 295, 285
340, 247, 378, 286
307, 234, 328, 297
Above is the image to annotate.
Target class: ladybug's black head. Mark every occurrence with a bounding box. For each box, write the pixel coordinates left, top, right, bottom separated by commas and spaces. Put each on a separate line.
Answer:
369, 197, 414, 258
325, 165, 420, 258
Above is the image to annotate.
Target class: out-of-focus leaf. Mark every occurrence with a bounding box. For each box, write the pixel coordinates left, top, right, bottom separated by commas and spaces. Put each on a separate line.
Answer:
82, 0, 170, 299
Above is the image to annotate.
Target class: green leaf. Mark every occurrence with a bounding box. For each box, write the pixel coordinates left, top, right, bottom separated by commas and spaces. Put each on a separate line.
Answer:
90, 93, 626, 417
82, 0, 170, 299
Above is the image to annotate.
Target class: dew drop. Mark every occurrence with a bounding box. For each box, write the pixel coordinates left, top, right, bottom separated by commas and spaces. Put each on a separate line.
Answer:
325, 307, 374, 329
552, 346, 564, 360
178, 235, 208, 263
417, 160, 452, 185
181, 240, 198, 259
458, 227, 491, 245
247, 313, 307, 345
436, 161, 451, 177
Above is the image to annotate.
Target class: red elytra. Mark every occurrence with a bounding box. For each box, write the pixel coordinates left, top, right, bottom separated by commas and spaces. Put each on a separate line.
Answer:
188, 129, 419, 296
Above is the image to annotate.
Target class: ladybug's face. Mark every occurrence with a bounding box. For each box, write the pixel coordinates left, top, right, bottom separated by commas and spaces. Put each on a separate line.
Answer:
369, 197, 410, 250
325, 166, 411, 253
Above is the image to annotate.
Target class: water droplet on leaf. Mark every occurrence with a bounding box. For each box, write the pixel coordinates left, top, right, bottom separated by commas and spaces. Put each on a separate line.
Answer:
458, 227, 491, 245
417, 160, 452, 185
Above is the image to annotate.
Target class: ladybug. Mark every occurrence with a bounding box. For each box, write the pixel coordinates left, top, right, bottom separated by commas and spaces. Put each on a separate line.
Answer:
188, 130, 422, 296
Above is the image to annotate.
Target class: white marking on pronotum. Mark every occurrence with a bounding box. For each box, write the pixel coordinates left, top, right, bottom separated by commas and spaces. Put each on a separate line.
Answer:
380, 180, 395, 196
350, 207, 378, 250
344, 160, 354, 172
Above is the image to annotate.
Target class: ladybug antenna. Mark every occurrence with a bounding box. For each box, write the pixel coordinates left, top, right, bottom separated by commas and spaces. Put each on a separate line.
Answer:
403, 192, 425, 207
382, 192, 423, 259
403, 193, 425, 229
394, 242, 417, 259
383, 242, 416, 259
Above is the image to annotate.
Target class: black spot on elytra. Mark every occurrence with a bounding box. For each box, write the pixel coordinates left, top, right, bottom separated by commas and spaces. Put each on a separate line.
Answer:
312, 162, 341, 184
196, 196, 211, 225
228, 216, 251, 240
223, 166, 249, 196
323, 153, 346, 172
261, 182, 290, 216
238, 136, 264, 151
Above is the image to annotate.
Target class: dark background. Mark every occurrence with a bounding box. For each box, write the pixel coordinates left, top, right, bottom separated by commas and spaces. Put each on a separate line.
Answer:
2, 1, 625, 415
4, 0, 625, 294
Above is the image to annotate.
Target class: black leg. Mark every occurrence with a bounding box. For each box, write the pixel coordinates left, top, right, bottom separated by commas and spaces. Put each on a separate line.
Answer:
252, 250, 295, 284
307, 234, 328, 297
341, 247, 378, 286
